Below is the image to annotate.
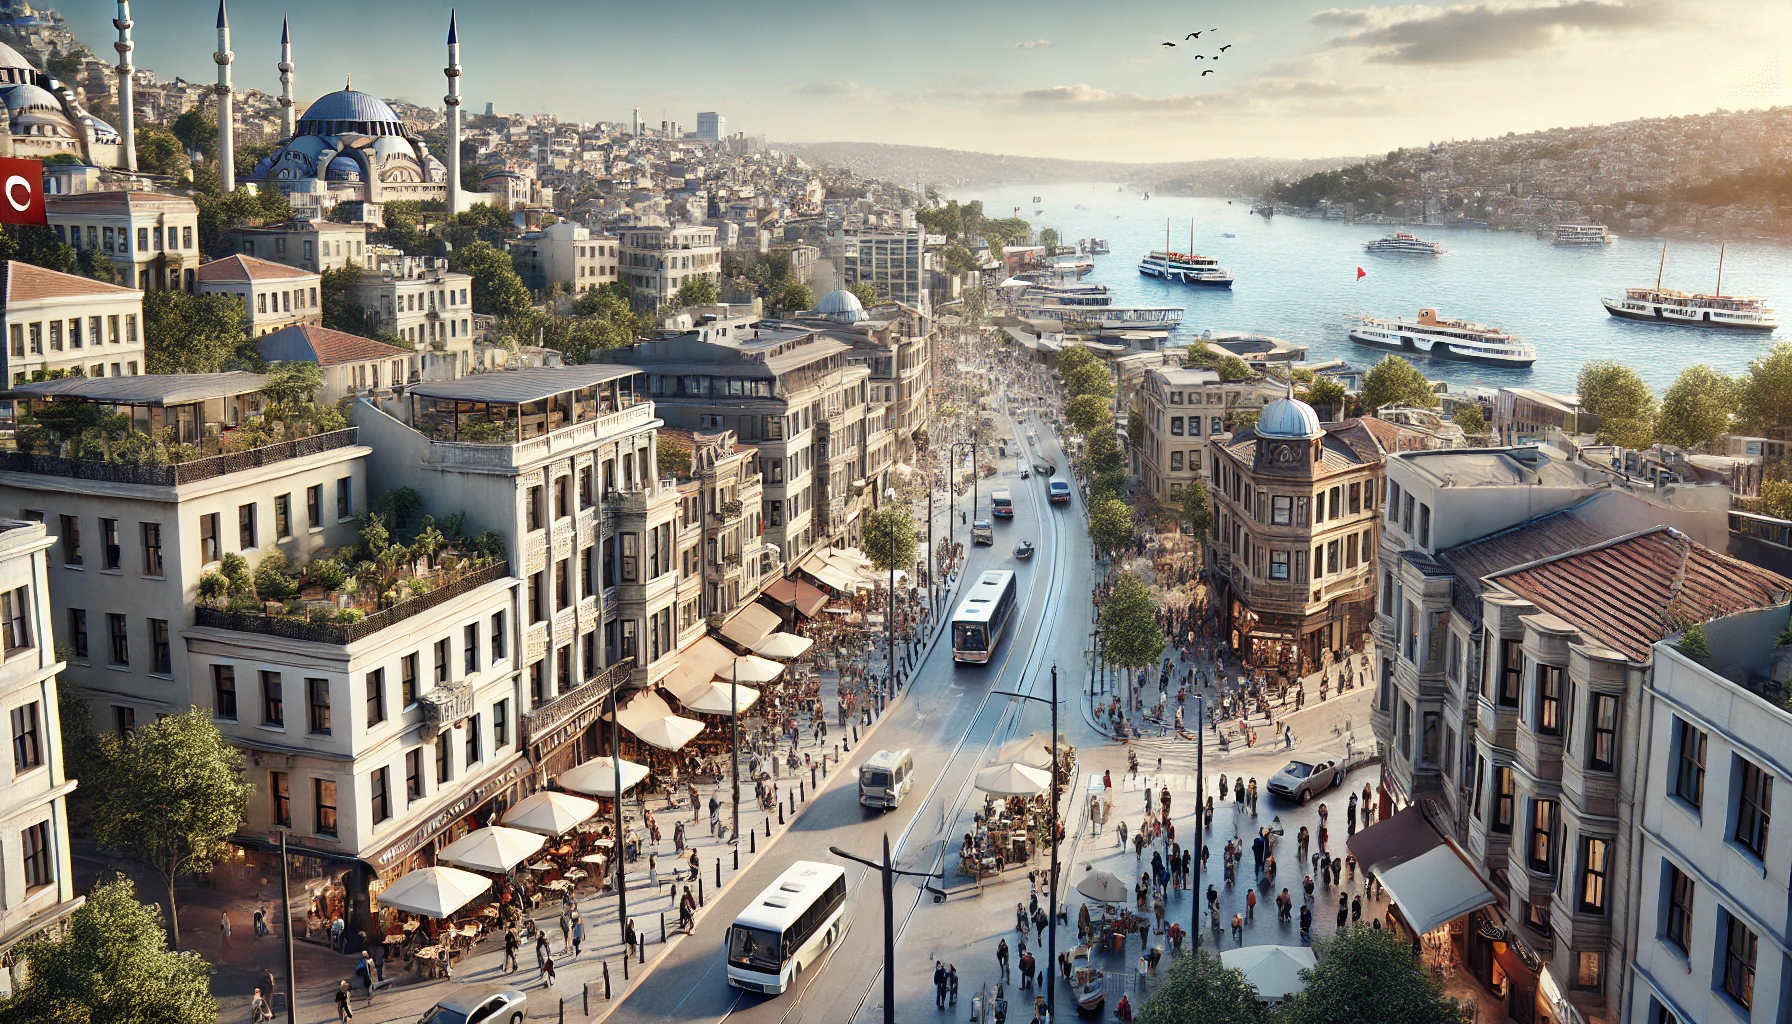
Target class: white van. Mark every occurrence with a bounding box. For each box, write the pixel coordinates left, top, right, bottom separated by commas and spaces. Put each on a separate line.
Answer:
858, 749, 915, 810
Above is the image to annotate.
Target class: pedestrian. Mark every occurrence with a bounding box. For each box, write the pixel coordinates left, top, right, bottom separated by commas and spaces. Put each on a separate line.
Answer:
1351, 895, 1362, 922
709, 794, 721, 835
535, 931, 550, 971
251, 988, 274, 1022
1337, 894, 1348, 929
503, 926, 520, 972
253, 903, 268, 938
1231, 912, 1244, 944
571, 911, 584, 957
355, 950, 375, 1003
559, 909, 572, 954
542, 954, 557, 988
1299, 903, 1312, 943
626, 918, 638, 957
997, 936, 1010, 980
935, 961, 948, 1009
1245, 888, 1257, 923
335, 981, 353, 1022
948, 964, 959, 1006
220, 910, 233, 957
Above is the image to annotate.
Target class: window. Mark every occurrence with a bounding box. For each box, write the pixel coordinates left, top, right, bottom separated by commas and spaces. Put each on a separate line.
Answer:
1271, 495, 1292, 525
307, 484, 323, 528
275, 494, 292, 538
214, 665, 237, 720
1734, 758, 1771, 859
1399, 701, 1413, 760
67, 609, 86, 658
1421, 712, 1439, 765
527, 485, 544, 531
113, 705, 134, 737
1578, 836, 1608, 913
1535, 663, 1562, 735
21, 821, 52, 889
336, 478, 352, 519
100, 518, 119, 569
370, 767, 392, 824
366, 668, 386, 727
1663, 863, 1693, 953
1, 586, 30, 653
314, 778, 338, 837
465, 713, 481, 764
59, 514, 80, 566
106, 613, 128, 665
555, 559, 570, 609
1417, 503, 1431, 547
1170, 416, 1184, 436
1499, 639, 1523, 707
1574, 951, 1601, 992
140, 522, 163, 575
436, 733, 452, 784
581, 547, 594, 598
1723, 913, 1757, 1009
11, 702, 41, 771
1529, 798, 1556, 873
1494, 766, 1515, 834
149, 618, 170, 674
1446, 633, 1461, 685
579, 466, 594, 508
1269, 549, 1289, 580
401, 653, 418, 706
406, 749, 424, 802
529, 660, 546, 707
270, 770, 290, 826
491, 611, 506, 662
464, 623, 479, 674
434, 638, 450, 684
554, 476, 569, 519
261, 671, 283, 727
620, 534, 638, 582
1588, 693, 1617, 772
493, 698, 509, 749
1673, 718, 1706, 809
529, 572, 545, 623
200, 513, 220, 564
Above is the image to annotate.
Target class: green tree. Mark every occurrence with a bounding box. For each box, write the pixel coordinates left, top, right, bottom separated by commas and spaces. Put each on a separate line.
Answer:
88, 709, 254, 947
171, 110, 217, 162
450, 240, 531, 317
1099, 570, 1165, 703
1453, 404, 1485, 434
1066, 394, 1110, 436
0, 877, 217, 1024
1578, 360, 1657, 447
1737, 343, 1792, 440
1677, 621, 1712, 660
658, 433, 693, 478
848, 281, 879, 307
1279, 925, 1466, 1024
771, 279, 815, 314
0, 224, 77, 274
1304, 377, 1347, 416
1137, 948, 1271, 1024
134, 127, 188, 178
193, 185, 291, 258
862, 502, 917, 573
1359, 355, 1437, 411
142, 290, 251, 374
320, 265, 379, 336
671, 275, 720, 309
235, 141, 277, 180
1039, 227, 1060, 252
1055, 345, 1098, 376
260, 361, 323, 406
1088, 497, 1136, 559
1180, 478, 1212, 536
1062, 362, 1114, 401
1184, 343, 1251, 382
1655, 364, 1735, 451
940, 244, 978, 274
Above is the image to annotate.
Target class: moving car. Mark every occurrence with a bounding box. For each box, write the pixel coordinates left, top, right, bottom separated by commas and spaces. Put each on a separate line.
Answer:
419, 986, 527, 1024
1265, 758, 1342, 804
991, 488, 1014, 519
971, 519, 994, 545
1014, 540, 1035, 560
858, 749, 915, 809
1047, 480, 1071, 504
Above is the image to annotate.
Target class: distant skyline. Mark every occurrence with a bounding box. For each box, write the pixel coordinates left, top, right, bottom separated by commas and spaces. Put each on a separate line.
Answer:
64, 0, 1792, 161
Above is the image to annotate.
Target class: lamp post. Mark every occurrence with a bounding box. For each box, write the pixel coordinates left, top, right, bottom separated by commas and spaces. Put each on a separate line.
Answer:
1190, 691, 1204, 949
275, 827, 297, 1024
993, 664, 1064, 1022
731, 657, 740, 846
944, 440, 976, 583
610, 686, 628, 950
884, 487, 898, 694
830, 834, 943, 1024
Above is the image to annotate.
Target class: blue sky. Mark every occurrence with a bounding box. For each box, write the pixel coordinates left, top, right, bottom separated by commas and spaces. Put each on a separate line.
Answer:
66, 0, 1792, 160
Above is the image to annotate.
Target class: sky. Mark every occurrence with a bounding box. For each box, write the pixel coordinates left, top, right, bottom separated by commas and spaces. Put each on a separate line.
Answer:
65, 0, 1792, 162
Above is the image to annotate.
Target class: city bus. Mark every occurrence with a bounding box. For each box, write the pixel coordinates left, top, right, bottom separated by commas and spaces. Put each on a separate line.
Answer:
991, 488, 1014, 519
726, 861, 852, 995
951, 570, 1019, 664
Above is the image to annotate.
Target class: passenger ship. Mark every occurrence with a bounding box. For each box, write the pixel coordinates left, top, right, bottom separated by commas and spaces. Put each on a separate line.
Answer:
1016, 303, 1184, 330
1601, 243, 1779, 332
1019, 282, 1110, 307
1552, 224, 1613, 246
1349, 308, 1537, 368
1137, 219, 1235, 287
1364, 232, 1444, 255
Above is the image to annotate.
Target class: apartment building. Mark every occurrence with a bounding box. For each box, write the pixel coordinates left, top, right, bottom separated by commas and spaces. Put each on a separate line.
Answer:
510, 222, 619, 293
341, 255, 475, 380
257, 324, 415, 404
196, 255, 322, 336
1, 262, 144, 385
1134, 361, 1283, 501
0, 520, 83, 997
793, 293, 934, 464
1494, 387, 1582, 446
662, 428, 776, 628
225, 221, 369, 273
617, 225, 720, 310
46, 192, 200, 293
835, 227, 925, 309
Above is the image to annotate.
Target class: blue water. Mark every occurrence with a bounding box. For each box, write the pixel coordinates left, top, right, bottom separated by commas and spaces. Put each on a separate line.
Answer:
959, 182, 1792, 393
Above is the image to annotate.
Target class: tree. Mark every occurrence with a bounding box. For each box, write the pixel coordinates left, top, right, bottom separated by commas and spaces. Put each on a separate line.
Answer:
1039, 227, 1060, 252
1452, 404, 1485, 435
88, 709, 253, 947
1137, 949, 1271, 1024
260, 361, 323, 406
671, 276, 719, 309
134, 127, 188, 178
171, 110, 217, 162
143, 290, 252, 374
940, 244, 978, 274
658, 432, 692, 478
0, 877, 217, 1024
1099, 570, 1165, 703
1089, 498, 1136, 559
194, 185, 291, 258
1737, 343, 1792, 440
862, 502, 917, 573
771, 279, 815, 314
1304, 377, 1347, 417
1066, 394, 1110, 436
320, 265, 379, 336
1180, 478, 1212, 536
1184, 343, 1252, 382
449, 240, 530, 317
1062, 362, 1114, 400
0, 224, 77, 274
848, 281, 879, 307
1359, 355, 1437, 411
1577, 360, 1656, 448
1278, 925, 1467, 1024
1656, 364, 1735, 451
1055, 345, 1098, 376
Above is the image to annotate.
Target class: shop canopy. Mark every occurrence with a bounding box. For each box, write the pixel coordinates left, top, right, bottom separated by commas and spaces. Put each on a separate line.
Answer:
976, 762, 1053, 797
720, 602, 782, 649
683, 682, 762, 716
996, 732, 1069, 771
558, 756, 650, 798
752, 632, 813, 660
1074, 868, 1130, 905
438, 826, 546, 874
501, 791, 599, 836
763, 577, 829, 618
605, 691, 706, 751
1219, 945, 1316, 1003
1347, 807, 1497, 936
661, 636, 737, 703
797, 553, 869, 593
606, 691, 674, 731
719, 653, 784, 684
378, 865, 491, 918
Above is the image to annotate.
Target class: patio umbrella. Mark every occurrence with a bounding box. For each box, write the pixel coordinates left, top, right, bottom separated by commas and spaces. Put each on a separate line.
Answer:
975, 761, 1053, 797
1220, 945, 1317, 1002
996, 732, 1068, 770
376, 866, 491, 919
501, 791, 599, 836
558, 756, 650, 798
1074, 868, 1131, 905
721, 655, 784, 685
752, 632, 814, 660
630, 714, 705, 751
437, 826, 545, 873
683, 682, 761, 716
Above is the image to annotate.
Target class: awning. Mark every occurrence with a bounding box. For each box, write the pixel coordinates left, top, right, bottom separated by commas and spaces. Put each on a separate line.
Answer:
797, 554, 862, 594
975, 762, 1052, 797
1347, 807, 1497, 936
683, 682, 761, 716
763, 578, 829, 618
753, 632, 813, 659
662, 635, 740, 701
719, 602, 781, 649
557, 756, 650, 798
629, 715, 704, 751
605, 691, 674, 732
376, 866, 491, 918
436, 826, 546, 874
500, 791, 599, 836
1219, 946, 1316, 1002
718, 654, 784, 684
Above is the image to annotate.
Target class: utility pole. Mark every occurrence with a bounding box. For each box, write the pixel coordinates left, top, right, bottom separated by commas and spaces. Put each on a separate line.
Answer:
993, 665, 1064, 1022
277, 828, 297, 1024
830, 834, 942, 1024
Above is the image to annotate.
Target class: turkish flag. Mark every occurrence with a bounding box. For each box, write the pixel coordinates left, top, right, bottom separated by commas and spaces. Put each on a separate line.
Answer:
1356, 266, 1367, 280
0, 158, 46, 227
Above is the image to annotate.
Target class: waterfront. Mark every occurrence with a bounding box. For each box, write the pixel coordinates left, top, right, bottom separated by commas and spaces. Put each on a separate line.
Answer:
962, 182, 1792, 393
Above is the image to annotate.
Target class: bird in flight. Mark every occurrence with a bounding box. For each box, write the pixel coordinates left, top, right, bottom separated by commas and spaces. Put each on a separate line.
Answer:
1186, 31, 1202, 39
1162, 41, 1176, 47
1201, 69, 1214, 76
1219, 44, 1232, 52
1192, 54, 1205, 59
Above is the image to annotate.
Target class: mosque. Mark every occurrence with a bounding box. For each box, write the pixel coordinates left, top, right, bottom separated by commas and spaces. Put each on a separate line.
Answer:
0, 37, 124, 168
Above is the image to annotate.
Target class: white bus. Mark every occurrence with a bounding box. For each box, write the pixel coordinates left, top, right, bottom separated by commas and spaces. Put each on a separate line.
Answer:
726, 861, 852, 995
951, 570, 1019, 664
858, 749, 915, 810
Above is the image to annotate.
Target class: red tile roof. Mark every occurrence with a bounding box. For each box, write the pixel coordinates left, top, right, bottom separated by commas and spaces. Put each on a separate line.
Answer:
196, 254, 317, 284
1487, 527, 1792, 661
2, 260, 138, 304
257, 324, 411, 367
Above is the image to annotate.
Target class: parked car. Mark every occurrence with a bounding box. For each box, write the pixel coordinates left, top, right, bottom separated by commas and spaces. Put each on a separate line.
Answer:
418, 986, 527, 1024
1265, 758, 1342, 804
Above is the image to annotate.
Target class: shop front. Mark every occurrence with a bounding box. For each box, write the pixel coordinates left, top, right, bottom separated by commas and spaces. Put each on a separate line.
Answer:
521, 658, 634, 782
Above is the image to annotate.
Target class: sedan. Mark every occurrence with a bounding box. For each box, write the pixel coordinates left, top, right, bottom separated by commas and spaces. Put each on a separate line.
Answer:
1265, 758, 1342, 804
419, 986, 527, 1024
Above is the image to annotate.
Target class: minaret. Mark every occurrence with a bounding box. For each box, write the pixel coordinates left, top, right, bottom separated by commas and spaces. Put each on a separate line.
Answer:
444, 9, 462, 215
276, 15, 295, 140
113, 1, 135, 171
214, 0, 235, 191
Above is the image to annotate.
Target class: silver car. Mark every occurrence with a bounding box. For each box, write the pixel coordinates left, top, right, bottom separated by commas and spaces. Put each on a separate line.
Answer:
1265, 758, 1342, 804
418, 985, 527, 1024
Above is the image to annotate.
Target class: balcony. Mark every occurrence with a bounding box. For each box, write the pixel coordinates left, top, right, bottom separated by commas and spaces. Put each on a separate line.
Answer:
419, 682, 475, 735
193, 560, 511, 644
0, 428, 360, 487
423, 403, 657, 471
519, 657, 634, 753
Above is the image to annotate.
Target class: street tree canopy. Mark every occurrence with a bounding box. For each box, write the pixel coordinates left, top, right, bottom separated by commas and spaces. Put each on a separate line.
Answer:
1088, 497, 1136, 559
1099, 570, 1165, 674
1055, 345, 1098, 375
1578, 360, 1657, 448
1137, 949, 1272, 1024
1452, 404, 1485, 434
1304, 376, 1346, 413
450, 240, 531, 317
1067, 394, 1111, 436
862, 503, 918, 573
1062, 362, 1115, 400
848, 281, 879, 307
1736, 342, 1792, 440
771, 279, 815, 314
1359, 355, 1437, 411
671, 276, 720, 309
143, 290, 254, 374
1278, 925, 1467, 1024
1181, 479, 1212, 536
1656, 364, 1736, 451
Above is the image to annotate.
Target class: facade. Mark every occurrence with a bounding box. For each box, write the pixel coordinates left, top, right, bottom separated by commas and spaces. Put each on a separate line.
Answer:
1134, 361, 1283, 501
46, 192, 200, 293
1, 261, 144, 385
792, 291, 934, 464
0, 520, 83, 997
225, 221, 369, 273
661, 428, 777, 626
257, 324, 414, 403
837, 228, 925, 309
340, 255, 475, 380
617, 225, 720, 310
696, 112, 724, 142
1494, 387, 1582, 445
509, 222, 619, 293
196, 255, 322, 336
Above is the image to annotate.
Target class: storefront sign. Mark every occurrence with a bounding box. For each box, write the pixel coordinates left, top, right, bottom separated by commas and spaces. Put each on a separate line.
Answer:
372, 757, 527, 866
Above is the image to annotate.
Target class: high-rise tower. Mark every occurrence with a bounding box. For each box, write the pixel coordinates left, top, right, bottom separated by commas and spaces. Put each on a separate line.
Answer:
214, 0, 234, 191
277, 15, 295, 140
444, 9, 462, 215
112, 1, 135, 172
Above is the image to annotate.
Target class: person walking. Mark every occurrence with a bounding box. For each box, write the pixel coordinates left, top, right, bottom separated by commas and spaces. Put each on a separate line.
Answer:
948, 964, 959, 1007
503, 926, 520, 973
334, 981, 353, 1022
571, 911, 584, 957
935, 961, 948, 1009
625, 919, 638, 958
542, 953, 557, 988
559, 909, 572, 955
1245, 887, 1257, 923
997, 936, 1011, 980
251, 988, 274, 1022
535, 931, 551, 972
253, 903, 268, 939
219, 910, 233, 958
355, 950, 375, 1003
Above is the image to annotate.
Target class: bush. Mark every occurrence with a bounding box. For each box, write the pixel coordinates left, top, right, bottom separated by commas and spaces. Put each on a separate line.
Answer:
332, 608, 365, 624
253, 551, 299, 601
303, 558, 348, 593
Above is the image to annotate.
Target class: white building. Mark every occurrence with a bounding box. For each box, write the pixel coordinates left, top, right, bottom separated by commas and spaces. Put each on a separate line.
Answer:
196, 255, 322, 336
618, 225, 720, 311
225, 221, 369, 273
696, 112, 725, 142
1132, 359, 1284, 501
341, 255, 475, 380
1, 262, 145, 385
47, 192, 200, 293
836, 228, 925, 310
257, 324, 416, 404
509, 222, 618, 293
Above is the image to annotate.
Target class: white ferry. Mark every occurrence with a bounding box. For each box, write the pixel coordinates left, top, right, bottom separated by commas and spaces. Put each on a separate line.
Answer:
1349, 308, 1537, 368
1552, 224, 1613, 246
1019, 282, 1110, 307
1137, 251, 1234, 287
1364, 232, 1444, 255
1017, 304, 1184, 330
1601, 243, 1779, 332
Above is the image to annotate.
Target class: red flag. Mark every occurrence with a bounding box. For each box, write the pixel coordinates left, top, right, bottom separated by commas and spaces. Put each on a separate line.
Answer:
1355, 266, 1366, 280
0, 158, 45, 226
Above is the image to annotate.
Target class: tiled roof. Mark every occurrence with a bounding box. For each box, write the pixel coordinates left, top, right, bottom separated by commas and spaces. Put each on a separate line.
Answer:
2, 261, 137, 304
1486, 526, 1792, 661
196, 254, 317, 284
258, 324, 411, 367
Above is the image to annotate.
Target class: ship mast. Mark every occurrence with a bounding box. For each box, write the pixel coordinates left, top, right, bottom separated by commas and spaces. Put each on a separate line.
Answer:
1189, 218, 1194, 257
1164, 217, 1170, 255
1716, 242, 1726, 297
1655, 242, 1666, 292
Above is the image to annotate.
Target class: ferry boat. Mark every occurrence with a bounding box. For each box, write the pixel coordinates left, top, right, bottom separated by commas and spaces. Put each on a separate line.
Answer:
1601, 243, 1779, 332
1019, 282, 1110, 307
1349, 308, 1537, 368
1138, 219, 1235, 287
1552, 224, 1613, 246
1016, 303, 1184, 330
1364, 232, 1444, 255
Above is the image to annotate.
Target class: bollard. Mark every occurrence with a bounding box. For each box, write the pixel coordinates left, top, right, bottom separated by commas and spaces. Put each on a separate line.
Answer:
559, 997, 565, 1024
699, 877, 705, 906
639, 940, 645, 965
584, 983, 591, 1015
823, 759, 828, 778
604, 962, 611, 999
800, 779, 806, 801
779, 801, 785, 825
852, 725, 858, 743
765, 818, 771, 838
811, 765, 818, 789
716, 860, 721, 887
750, 829, 757, 854
623, 953, 629, 981
661, 913, 666, 943
733, 848, 739, 870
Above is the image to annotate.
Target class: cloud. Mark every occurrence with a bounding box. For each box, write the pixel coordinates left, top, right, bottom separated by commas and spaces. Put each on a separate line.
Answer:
798, 81, 868, 98
1314, 0, 1666, 64
1016, 84, 1206, 111
989, 77, 1391, 117
1015, 39, 1051, 50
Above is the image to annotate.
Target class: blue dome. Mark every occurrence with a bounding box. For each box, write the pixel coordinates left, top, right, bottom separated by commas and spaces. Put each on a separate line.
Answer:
326, 155, 363, 182
1256, 396, 1323, 439
300, 89, 402, 125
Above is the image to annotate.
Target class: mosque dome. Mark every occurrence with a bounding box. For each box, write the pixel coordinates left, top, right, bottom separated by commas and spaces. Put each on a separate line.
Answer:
0, 42, 36, 85
1256, 395, 1323, 439
296, 89, 408, 137
815, 288, 866, 323
325, 155, 363, 182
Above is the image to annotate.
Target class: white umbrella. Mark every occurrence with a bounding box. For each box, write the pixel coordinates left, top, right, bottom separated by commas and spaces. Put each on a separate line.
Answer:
1220, 945, 1317, 1002
630, 714, 705, 751
996, 732, 1068, 770
376, 865, 491, 918
558, 757, 650, 798
721, 655, 784, 684
752, 632, 814, 660
437, 826, 545, 873
684, 682, 761, 716
975, 761, 1053, 797
501, 791, 599, 836
1074, 868, 1130, 905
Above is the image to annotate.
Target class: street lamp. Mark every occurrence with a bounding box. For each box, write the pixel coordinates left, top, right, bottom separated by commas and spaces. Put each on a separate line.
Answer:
731, 657, 741, 847
943, 439, 977, 582
992, 664, 1065, 1022
1190, 691, 1204, 950
884, 486, 898, 694
273, 827, 297, 1024
609, 686, 629, 951
830, 833, 944, 1024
